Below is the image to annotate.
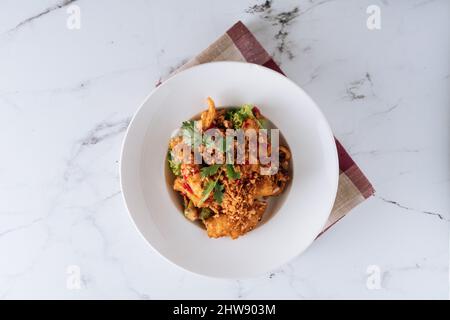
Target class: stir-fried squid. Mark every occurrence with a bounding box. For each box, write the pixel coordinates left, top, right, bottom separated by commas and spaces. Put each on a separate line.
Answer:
167, 97, 291, 239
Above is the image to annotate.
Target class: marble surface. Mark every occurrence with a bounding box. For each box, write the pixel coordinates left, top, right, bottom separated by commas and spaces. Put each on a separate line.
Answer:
0, 0, 448, 299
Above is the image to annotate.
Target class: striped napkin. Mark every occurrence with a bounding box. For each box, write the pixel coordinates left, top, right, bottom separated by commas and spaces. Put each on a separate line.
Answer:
171, 21, 374, 234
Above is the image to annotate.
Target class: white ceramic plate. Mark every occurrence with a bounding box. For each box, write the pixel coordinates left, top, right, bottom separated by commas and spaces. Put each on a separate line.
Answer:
120, 61, 338, 278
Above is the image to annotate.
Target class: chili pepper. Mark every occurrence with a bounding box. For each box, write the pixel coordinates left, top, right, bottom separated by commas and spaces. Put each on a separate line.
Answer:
183, 182, 193, 194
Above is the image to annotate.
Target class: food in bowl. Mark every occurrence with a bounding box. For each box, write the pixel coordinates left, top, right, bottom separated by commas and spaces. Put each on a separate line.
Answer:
167, 97, 291, 239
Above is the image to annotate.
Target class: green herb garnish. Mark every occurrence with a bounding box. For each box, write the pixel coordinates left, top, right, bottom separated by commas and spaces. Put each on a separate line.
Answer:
199, 180, 216, 205
181, 120, 195, 132
225, 108, 238, 120
200, 207, 212, 220
231, 104, 253, 128
167, 150, 181, 176
225, 164, 241, 180
200, 164, 221, 178
181, 120, 202, 147
227, 104, 266, 129
213, 183, 224, 204
199, 168, 225, 205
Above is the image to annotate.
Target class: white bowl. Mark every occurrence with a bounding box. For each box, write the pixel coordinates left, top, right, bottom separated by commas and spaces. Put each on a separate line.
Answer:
120, 61, 338, 278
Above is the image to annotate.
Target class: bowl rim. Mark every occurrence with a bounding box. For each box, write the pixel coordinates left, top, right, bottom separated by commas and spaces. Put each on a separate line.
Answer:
119, 61, 339, 279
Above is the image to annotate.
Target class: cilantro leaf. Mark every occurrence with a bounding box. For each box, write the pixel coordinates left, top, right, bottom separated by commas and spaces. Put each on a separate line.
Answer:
199, 180, 216, 205
181, 120, 202, 147
225, 164, 241, 180
239, 104, 254, 118
181, 120, 195, 132
200, 164, 221, 178
225, 108, 238, 121
229, 104, 253, 128
228, 104, 267, 129
199, 170, 225, 205
213, 183, 224, 204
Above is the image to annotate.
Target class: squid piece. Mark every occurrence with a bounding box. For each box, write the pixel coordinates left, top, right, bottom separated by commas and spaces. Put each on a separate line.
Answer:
201, 97, 217, 130
174, 163, 209, 208
204, 214, 234, 238
186, 175, 204, 201
174, 176, 202, 207
279, 146, 291, 160
255, 177, 281, 197
204, 201, 267, 239
279, 146, 291, 170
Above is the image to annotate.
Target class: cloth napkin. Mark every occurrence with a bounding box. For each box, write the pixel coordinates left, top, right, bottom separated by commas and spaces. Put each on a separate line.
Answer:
170, 21, 374, 234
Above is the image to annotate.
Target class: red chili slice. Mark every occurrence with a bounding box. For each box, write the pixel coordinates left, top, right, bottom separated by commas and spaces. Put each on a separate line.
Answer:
183, 182, 193, 194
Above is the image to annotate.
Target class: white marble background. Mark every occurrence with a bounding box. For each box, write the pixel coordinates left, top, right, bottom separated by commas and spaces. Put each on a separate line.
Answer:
0, 0, 448, 299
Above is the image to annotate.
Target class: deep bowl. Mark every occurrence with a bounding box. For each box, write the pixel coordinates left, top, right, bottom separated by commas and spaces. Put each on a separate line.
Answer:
120, 61, 338, 278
